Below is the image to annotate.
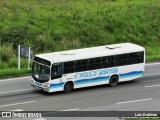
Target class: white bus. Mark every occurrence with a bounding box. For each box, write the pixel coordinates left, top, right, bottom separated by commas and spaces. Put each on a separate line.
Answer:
30, 43, 145, 93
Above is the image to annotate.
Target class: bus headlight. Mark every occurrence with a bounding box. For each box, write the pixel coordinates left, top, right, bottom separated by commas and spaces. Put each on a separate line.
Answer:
44, 83, 49, 87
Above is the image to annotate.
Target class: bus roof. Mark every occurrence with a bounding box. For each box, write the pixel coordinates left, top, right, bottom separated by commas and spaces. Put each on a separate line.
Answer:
35, 43, 145, 64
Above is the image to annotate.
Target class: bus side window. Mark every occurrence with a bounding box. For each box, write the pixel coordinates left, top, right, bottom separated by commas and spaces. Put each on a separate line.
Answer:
102, 56, 115, 68
140, 51, 144, 63
75, 59, 88, 72
51, 63, 63, 79
88, 57, 101, 70
128, 52, 143, 65
64, 61, 74, 74
115, 54, 128, 66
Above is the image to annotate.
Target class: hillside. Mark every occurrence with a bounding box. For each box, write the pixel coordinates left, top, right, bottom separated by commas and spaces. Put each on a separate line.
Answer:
0, 0, 160, 70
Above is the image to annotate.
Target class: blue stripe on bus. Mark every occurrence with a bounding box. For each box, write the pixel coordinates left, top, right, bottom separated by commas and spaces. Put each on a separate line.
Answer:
75, 71, 143, 85
50, 82, 64, 88
119, 71, 143, 78
50, 71, 143, 88
75, 76, 110, 85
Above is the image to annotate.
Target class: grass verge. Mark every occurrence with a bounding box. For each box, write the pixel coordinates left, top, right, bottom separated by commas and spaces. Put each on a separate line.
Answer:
0, 68, 31, 79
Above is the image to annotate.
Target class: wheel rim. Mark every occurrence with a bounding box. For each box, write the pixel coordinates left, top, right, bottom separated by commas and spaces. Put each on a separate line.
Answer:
66, 85, 71, 91
112, 78, 117, 85
110, 76, 118, 86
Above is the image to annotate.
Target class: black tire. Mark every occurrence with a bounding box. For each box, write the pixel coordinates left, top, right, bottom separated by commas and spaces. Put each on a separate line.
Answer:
64, 82, 73, 93
109, 75, 119, 87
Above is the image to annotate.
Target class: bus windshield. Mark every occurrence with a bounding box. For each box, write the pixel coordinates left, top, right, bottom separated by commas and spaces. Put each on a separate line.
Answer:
32, 62, 50, 83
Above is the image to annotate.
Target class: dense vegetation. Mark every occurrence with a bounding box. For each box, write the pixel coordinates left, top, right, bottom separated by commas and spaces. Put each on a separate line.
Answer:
0, 68, 31, 79
0, 0, 160, 78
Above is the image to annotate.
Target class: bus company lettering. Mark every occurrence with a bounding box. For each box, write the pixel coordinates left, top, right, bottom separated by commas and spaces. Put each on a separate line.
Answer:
74, 68, 118, 79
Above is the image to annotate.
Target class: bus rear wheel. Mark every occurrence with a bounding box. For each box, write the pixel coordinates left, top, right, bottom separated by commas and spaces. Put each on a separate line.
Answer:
64, 82, 73, 93
109, 75, 119, 87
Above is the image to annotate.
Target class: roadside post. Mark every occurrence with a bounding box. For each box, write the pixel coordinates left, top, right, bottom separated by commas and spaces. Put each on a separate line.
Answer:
18, 45, 20, 69
28, 47, 31, 70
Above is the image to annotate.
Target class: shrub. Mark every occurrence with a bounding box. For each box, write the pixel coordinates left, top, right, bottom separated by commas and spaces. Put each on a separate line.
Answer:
0, 69, 31, 79
8, 58, 18, 68
8, 57, 30, 69
0, 44, 13, 63
21, 58, 28, 68
0, 61, 8, 69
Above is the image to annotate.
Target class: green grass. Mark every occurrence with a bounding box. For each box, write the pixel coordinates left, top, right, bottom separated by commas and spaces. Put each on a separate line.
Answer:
0, 58, 29, 69
0, 0, 159, 59
0, 58, 31, 79
127, 118, 160, 120
0, 68, 31, 79
0, 0, 160, 78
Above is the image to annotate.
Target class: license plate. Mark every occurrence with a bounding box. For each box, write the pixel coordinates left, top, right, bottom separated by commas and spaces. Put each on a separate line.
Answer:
34, 81, 43, 88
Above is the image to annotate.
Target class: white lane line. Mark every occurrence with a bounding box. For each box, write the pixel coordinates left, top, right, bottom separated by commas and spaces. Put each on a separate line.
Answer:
0, 88, 33, 95
33, 118, 47, 120
116, 98, 152, 105
0, 76, 31, 82
145, 85, 160, 88
144, 73, 160, 77
0, 101, 36, 108
146, 62, 160, 66
10, 109, 24, 111
61, 108, 80, 111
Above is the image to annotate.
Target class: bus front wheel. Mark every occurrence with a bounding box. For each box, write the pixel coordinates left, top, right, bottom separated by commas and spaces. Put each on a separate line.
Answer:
109, 75, 119, 87
64, 82, 73, 93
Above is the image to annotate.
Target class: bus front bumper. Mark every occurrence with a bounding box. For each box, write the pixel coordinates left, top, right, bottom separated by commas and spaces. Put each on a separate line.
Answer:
30, 79, 50, 91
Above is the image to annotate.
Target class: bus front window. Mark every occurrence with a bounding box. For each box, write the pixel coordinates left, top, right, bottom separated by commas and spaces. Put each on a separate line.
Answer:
32, 62, 50, 83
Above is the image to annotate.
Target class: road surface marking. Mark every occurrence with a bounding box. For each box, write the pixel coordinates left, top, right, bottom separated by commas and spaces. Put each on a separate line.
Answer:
0, 88, 33, 95
146, 62, 160, 66
61, 108, 80, 111
0, 76, 31, 82
0, 101, 36, 108
145, 85, 160, 88
10, 109, 24, 111
33, 118, 47, 120
144, 73, 160, 77
116, 98, 152, 104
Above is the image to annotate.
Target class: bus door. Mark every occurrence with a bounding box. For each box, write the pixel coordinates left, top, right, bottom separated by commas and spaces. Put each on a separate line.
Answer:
50, 63, 64, 89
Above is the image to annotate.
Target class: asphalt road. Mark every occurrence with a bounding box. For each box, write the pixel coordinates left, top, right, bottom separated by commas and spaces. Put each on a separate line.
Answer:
0, 62, 160, 120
